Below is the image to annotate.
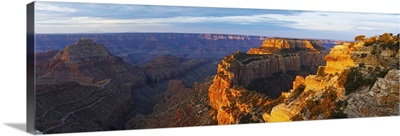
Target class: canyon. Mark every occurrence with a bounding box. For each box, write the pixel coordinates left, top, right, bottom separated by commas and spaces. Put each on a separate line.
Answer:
35, 38, 218, 133
35, 33, 338, 64
208, 38, 328, 124
125, 78, 217, 129
35, 39, 145, 133
35, 33, 268, 64
34, 33, 398, 133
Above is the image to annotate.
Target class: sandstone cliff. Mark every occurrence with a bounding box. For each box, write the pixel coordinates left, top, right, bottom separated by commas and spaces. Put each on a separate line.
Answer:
208, 38, 328, 124
209, 33, 399, 124
262, 50, 352, 121
247, 38, 325, 54
264, 33, 399, 122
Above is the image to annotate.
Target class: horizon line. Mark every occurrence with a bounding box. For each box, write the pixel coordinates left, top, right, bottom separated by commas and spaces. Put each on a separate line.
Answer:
35, 32, 351, 41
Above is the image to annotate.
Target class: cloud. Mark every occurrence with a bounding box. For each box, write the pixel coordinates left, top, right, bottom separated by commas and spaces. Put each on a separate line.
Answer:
34, 2, 399, 40
37, 12, 399, 32
36, 14, 282, 26
36, 3, 77, 13
263, 12, 399, 32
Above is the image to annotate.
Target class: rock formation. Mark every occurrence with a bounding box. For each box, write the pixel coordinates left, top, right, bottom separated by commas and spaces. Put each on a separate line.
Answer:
345, 69, 399, 117
37, 38, 147, 86
35, 33, 399, 133
208, 33, 399, 124
131, 55, 218, 114
125, 78, 217, 129
263, 33, 399, 122
262, 42, 355, 121
35, 33, 339, 64
143, 54, 208, 83
247, 38, 324, 54
208, 38, 328, 124
35, 38, 220, 133
35, 38, 147, 133
35, 33, 270, 64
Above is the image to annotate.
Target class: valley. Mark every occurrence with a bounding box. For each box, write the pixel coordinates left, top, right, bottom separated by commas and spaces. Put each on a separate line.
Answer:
34, 33, 398, 133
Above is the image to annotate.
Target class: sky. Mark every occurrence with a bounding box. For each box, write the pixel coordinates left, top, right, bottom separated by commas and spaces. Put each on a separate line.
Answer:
35, 1, 400, 41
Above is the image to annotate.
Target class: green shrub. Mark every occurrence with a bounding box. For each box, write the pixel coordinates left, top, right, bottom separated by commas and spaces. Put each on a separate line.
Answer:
360, 53, 367, 58
364, 41, 374, 46
239, 113, 258, 124
355, 35, 366, 41
364, 36, 377, 47
371, 50, 377, 55
329, 109, 348, 119
329, 100, 348, 119
378, 33, 393, 44
387, 42, 399, 51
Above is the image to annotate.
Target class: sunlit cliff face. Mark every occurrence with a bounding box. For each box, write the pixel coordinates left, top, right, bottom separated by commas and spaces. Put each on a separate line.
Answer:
208, 33, 399, 124
248, 38, 322, 54
208, 38, 328, 124
324, 43, 356, 74
263, 42, 356, 122
211, 42, 356, 123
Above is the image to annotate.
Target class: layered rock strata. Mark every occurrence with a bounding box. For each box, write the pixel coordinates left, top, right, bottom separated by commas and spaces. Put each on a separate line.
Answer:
125, 78, 217, 129
345, 69, 399, 117
208, 38, 328, 124
209, 34, 399, 124
35, 39, 147, 133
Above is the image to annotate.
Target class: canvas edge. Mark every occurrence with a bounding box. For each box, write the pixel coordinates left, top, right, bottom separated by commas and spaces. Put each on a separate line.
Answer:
27, 1, 36, 134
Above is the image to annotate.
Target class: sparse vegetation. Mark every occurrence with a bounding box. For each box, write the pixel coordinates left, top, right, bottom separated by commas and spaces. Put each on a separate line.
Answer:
316, 67, 325, 76
360, 53, 367, 58
239, 113, 258, 124
290, 114, 303, 121
355, 35, 366, 41
367, 66, 374, 72
233, 52, 251, 61
364, 37, 376, 47
289, 84, 305, 99
232, 52, 273, 65
344, 67, 389, 95
303, 90, 337, 119
370, 49, 377, 55
330, 110, 348, 119
378, 33, 393, 44
278, 47, 308, 54
329, 109, 348, 119
217, 72, 230, 81
364, 33, 399, 51
263, 95, 285, 114
329, 100, 348, 119
213, 33, 398, 124
222, 87, 273, 123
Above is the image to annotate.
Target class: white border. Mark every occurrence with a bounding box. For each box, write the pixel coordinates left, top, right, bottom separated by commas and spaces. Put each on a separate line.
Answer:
0, 0, 399, 136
